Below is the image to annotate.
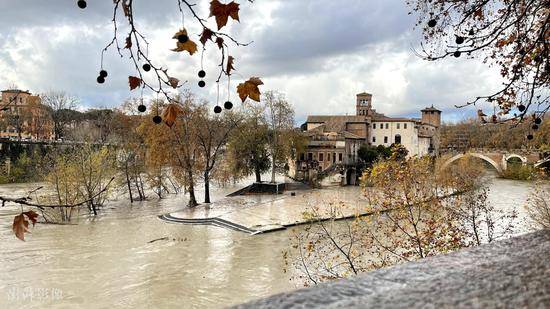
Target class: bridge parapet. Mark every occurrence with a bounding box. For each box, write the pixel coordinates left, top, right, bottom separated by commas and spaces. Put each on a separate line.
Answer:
442, 147, 542, 156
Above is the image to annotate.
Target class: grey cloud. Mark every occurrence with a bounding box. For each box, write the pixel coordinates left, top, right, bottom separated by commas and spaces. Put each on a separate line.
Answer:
0, 0, 501, 123
242, 0, 417, 76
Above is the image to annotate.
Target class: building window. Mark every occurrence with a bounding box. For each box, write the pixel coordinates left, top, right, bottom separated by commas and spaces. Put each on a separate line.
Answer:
327, 153, 331, 162
404, 123, 407, 129
319, 153, 324, 162
307, 153, 313, 161
385, 123, 389, 129
395, 134, 401, 144
338, 153, 343, 162
372, 136, 376, 143
299, 153, 305, 161
372, 123, 376, 129
384, 136, 388, 144
397, 123, 400, 129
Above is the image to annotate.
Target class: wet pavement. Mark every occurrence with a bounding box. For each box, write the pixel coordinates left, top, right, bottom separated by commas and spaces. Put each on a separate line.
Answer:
164, 185, 370, 233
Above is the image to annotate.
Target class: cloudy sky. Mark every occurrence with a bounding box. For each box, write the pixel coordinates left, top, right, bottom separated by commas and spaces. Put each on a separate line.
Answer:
0, 0, 504, 124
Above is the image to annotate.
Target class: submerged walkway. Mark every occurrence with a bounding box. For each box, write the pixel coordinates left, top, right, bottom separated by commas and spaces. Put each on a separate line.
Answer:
235, 230, 550, 308
159, 185, 369, 234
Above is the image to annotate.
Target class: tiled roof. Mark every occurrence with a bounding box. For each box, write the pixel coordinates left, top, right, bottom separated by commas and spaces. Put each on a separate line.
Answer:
421, 105, 441, 112
307, 115, 366, 132
372, 115, 420, 122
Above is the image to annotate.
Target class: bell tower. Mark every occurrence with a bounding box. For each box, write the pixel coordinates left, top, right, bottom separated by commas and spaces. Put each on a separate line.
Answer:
356, 92, 372, 117
421, 105, 442, 127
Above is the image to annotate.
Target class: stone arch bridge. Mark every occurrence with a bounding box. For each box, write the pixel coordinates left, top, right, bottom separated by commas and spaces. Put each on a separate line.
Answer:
441, 148, 547, 174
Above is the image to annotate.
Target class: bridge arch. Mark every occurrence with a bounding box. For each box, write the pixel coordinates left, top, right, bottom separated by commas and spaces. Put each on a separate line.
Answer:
442, 153, 503, 174
504, 154, 527, 164
503, 154, 528, 171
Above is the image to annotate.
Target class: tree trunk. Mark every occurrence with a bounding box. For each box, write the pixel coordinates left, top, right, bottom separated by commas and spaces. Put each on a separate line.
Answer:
137, 175, 145, 200
271, 155, 276, 183
125, 162, 133, 203
255, 165, 262, 183
204, 170, 211, 204
187, 169, 198, 207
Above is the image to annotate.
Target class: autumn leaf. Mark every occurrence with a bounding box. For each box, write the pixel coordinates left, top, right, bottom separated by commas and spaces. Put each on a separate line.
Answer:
12, 211, 37, 241
161, 103, 184, 127
172, 41, 198, 55
227, 56, 235, 75
200, 28, 214, 45
473, 8, 484, 19
237, 77, 263, 102
128, 76, 142, 90
215, 37, 224, 49
125, 35, 132, 49
121, 0, 131, 17
172, 28, 188, 39
171, 29, 197, 55
24, 210, 38, 226
209, 0, 240, 30
168, 77, 179, 89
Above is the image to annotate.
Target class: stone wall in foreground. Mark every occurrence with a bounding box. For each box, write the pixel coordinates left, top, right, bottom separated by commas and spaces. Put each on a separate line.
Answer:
235, 230, 550, 308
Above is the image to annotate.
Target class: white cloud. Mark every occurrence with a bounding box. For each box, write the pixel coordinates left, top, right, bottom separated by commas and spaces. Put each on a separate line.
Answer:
0, 0, 504, 123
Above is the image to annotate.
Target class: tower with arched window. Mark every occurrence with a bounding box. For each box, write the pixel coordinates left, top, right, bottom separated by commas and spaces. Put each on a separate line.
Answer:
356, 92, 372, 117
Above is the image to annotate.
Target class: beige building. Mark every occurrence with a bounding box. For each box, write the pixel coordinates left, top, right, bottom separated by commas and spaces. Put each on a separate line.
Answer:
0, 89, 54, 140
290, 92, 441, 184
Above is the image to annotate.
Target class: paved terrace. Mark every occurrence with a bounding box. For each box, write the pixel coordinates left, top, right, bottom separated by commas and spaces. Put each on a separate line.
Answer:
159, 185, 369, 233
235, 230, 550, 308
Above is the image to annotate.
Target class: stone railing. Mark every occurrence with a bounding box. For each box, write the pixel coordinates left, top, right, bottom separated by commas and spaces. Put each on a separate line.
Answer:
235, 230, 550, 308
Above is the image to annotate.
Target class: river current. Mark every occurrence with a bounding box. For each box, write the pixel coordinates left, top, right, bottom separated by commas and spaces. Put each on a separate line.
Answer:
0, 172, 539, 308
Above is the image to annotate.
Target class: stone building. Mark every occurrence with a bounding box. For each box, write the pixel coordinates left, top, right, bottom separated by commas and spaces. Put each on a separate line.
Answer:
289, 92, 441, 184
0, 89, 54, 140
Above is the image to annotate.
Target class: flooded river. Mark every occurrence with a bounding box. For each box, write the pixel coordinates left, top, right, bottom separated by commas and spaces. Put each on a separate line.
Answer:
0, 173, 539, 308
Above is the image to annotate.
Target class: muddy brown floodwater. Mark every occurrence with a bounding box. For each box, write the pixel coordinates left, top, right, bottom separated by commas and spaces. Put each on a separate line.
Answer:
0, 172, 539, 308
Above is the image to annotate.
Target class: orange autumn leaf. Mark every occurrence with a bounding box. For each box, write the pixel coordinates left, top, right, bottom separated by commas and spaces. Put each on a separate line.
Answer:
237, 77, 263, 102
128, 76, 142, 90
227, 56, 235, 75
161, 103, 184, 127
172, 41, 198, 55
200, 28, 214, 45
24, 210, 38, 226
209, 0, 240, 30
172, 28, 188, 39
12, 211, 37, 241
171, 29, 198, 55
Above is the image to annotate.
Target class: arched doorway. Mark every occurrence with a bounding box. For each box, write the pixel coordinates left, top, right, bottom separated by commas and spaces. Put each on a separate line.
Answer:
394, 134, 401, 144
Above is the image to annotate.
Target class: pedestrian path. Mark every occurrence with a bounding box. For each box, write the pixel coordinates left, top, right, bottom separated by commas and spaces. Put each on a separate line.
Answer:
159, 185, 370, 234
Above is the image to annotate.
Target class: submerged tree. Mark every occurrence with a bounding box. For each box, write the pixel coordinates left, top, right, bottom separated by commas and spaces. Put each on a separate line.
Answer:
227, 109, 271, 183
263, 91, 295, 183
525, 180, 550, 229
195, 104, 240, 203
0, 146, 116, 240
286, 154, 518, 286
